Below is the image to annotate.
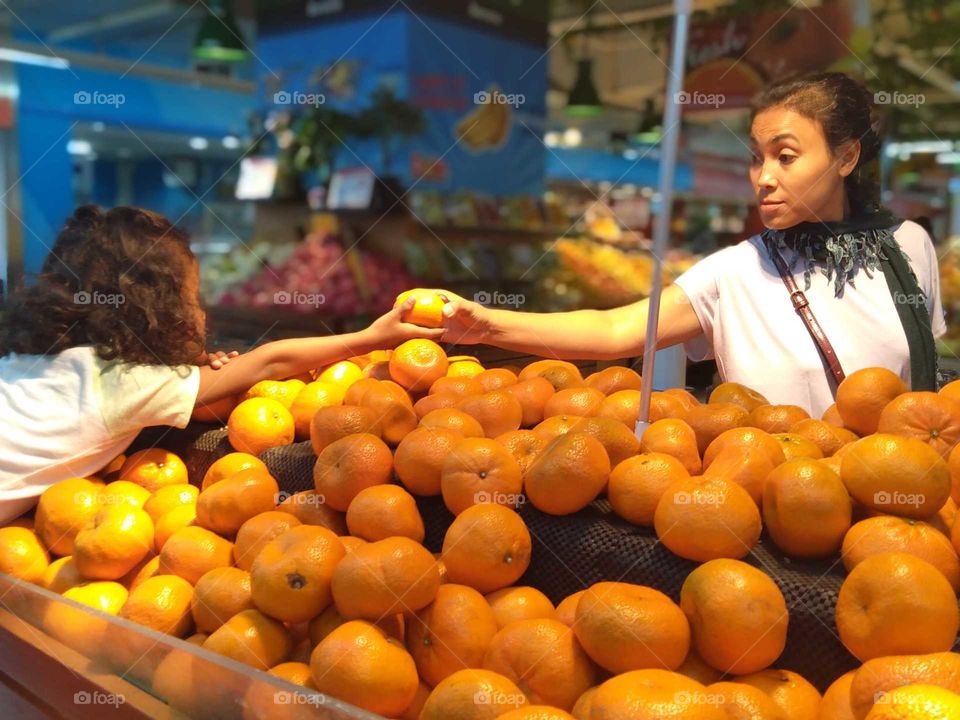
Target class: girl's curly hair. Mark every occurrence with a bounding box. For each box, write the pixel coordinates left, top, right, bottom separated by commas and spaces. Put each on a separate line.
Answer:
0, 205, 205, 365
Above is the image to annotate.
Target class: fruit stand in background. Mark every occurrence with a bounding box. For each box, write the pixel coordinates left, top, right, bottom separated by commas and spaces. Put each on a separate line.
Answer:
940, 241, 960, 355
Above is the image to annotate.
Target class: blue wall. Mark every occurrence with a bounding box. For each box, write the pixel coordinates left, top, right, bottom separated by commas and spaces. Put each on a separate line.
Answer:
14, 62, 255, 275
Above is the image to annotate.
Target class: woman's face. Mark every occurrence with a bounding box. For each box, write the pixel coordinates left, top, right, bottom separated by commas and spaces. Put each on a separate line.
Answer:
749, 107, 860, 229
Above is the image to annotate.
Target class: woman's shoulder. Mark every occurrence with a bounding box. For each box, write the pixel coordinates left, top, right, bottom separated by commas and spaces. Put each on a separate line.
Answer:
893, 219, 935, 254
695, 234, 768, 266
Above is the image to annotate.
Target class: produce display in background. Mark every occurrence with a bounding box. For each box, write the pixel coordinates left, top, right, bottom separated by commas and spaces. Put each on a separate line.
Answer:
552, 238, 699, 308
218, 232, 418, 316
198, 240, 300, 306
940, 243, 960, 350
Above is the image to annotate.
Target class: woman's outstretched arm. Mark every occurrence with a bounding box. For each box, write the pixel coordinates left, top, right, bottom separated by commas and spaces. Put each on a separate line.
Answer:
438, 284, 704, 361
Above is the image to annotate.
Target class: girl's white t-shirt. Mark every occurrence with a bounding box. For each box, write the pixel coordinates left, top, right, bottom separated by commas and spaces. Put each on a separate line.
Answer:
0, 346, 200, 524
673, 220, 948, 419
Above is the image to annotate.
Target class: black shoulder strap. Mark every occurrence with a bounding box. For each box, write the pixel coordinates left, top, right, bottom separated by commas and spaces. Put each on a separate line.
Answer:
880, 236, 938, 391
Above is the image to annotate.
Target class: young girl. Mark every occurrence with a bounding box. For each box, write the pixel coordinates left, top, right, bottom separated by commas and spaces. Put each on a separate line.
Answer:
0, 205, 440, 524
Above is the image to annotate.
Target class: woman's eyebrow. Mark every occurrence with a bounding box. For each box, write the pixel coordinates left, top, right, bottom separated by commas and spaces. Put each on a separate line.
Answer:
749, 132, 800, 146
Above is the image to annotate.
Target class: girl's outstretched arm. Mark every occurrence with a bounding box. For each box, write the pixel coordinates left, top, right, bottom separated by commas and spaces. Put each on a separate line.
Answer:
438, 284, 703, 361
194, 300, 443, 405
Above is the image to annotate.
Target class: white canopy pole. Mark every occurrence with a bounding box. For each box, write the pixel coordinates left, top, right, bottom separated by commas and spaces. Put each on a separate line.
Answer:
635, 0, 692, 440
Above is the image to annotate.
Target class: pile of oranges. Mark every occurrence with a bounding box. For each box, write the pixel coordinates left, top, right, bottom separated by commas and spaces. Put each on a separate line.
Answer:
4, 292, 960, 718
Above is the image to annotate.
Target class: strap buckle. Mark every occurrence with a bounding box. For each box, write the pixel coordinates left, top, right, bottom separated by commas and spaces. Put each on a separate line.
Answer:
789, 290, 809, 310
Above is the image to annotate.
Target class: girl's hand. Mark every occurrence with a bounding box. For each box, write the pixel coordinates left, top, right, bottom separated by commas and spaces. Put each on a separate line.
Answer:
365, 299, 446, 348
197, 350, 240, 369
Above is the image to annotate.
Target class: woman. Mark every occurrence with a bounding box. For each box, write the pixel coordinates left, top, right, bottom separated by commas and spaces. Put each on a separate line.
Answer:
437, 72, 946, 418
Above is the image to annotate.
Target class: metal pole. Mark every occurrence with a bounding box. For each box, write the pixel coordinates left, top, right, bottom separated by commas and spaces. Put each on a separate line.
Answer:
635, 0, 692, 440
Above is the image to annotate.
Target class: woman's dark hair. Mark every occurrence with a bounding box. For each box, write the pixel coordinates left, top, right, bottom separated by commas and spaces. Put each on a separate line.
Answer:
0, 205, 205, 365
751, 72, 883, 216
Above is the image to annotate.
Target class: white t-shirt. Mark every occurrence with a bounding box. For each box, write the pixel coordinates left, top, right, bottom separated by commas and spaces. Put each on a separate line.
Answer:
0, 346, 200, 524
673, 220, 947, 418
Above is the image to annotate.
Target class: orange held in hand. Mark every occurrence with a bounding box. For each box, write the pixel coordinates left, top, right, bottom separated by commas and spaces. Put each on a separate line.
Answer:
395, 289, 447, 328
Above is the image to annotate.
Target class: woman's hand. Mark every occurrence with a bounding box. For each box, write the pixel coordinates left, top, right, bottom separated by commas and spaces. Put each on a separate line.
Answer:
435, 290, 494, 346
364, 298, 446, 349
196, 349, 240, 369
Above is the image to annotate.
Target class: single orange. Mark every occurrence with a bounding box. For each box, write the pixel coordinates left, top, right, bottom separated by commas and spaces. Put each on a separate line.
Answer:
747, 404, 810, 434
191, 566, 254, 633
609, 453, 690, 527
251, 525, 345, 623
242, 379, 302, 409
684, 402, 750, 455
118, 448, 188, 493
310, 619, 419, 717
346, 484, 425, 542
525, 432, 610, 515
119, 574, 194, 637
358, 384, 418, 445
476, 368, 520, 392
836, 367, 908, 436
406, 583, 499, 687
574, 416, 641, 467
0, 527, 49, 583
519, 359, 584, 391
640, 418, 702, 475
485, 586, 555, 629
389, 339, 449, 392
877, 391, 960, 458
313, 432, 393, 511
309, 404, 381, 455
395, 289, 446, 328
289, 381, 345, 441
531, 414, 587, 446
836, 552, 959, 660
276, 490, 347, 535
506, 377, 556, 427
702, 446, 777, 506
587, 669, 722, 720
441, 437, 524, 516
495, 430, 546, 475
34, 477, 101, 556
233, 510, 302, 571
709, 382, 769, 411
484, 618, 596, 711
574, 582, 690, 673
203, 608, 292, 670
772, 432, 825, 461
414, 392, 460, 418
420, 407, 485, 437
158, 525, 233, 585
457, 390, 524, 438
543, 387, 606, 419
430, 375, 483, 397
227, 397, 295, 455
441, 504, 531, 593
585, 366, 642, 395
762, 458, 852, 558
420, 668, 528, 719
680, 559, 788, 675
736, 669, 822, 720
331, 537, 440, 619
73, 506, 153, 580
143, 484, 198, 523
654, 476, 761, 561
395, 426, 462, 497
201, 452, 269, 491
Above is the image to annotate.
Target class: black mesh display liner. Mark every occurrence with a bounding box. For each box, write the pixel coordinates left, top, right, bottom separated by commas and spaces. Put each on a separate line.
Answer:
129, 424, 858, 691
